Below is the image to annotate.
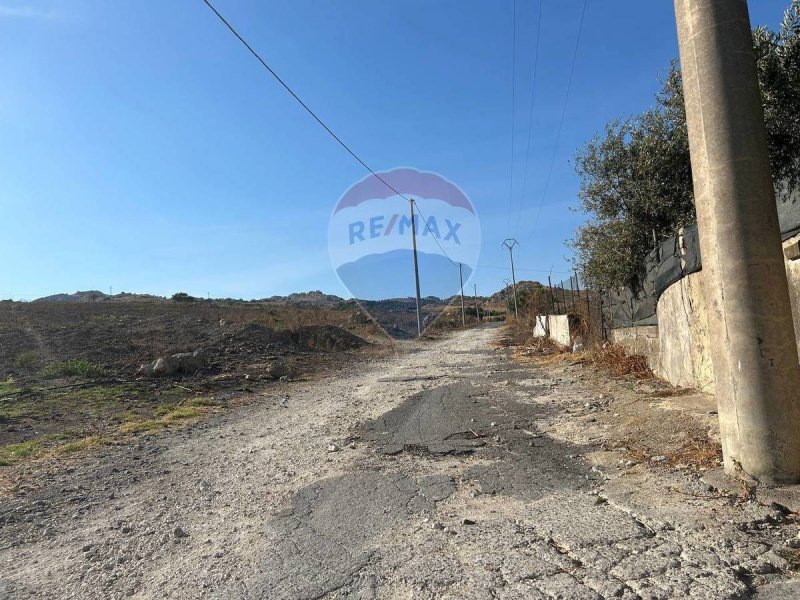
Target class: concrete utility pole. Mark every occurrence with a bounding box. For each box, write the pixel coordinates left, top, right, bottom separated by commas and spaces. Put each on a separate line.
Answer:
675, 0, 800, 483
459, 263, 467, 327
473, 284, 480, 322
409, 199, 423, 337
502, 239, 519, 319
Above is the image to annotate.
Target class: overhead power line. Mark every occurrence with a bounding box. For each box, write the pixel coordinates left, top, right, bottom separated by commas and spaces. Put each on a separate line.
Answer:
513, 0, 543, 237
506, 0, 518, 235
527, 0, 588, 239
411, 202, 457, 265
202, 0, 465, 270
200, 0, 410, 204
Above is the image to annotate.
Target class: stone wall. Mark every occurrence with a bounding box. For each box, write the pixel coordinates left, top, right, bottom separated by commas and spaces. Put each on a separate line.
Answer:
654, 272, 715, 392
609, 326, 661, 373
612, 234, 800, 391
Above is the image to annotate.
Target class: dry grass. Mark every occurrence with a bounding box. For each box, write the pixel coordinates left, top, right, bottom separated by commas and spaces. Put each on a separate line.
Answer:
666, 437, 722, 471
589, 344, 653, 379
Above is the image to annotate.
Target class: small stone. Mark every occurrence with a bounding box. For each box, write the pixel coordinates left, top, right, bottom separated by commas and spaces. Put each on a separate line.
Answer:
490, 422, 497, 427
462, 518, 477, 525
651, 455, 667, 463
327, 443, 340, 453
432, 522, 445, 530
173, 527, 189, 539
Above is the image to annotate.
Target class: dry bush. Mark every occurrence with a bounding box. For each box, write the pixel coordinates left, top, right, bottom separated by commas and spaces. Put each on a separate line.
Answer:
667, 438, 722, 471
589, 343, 653, 378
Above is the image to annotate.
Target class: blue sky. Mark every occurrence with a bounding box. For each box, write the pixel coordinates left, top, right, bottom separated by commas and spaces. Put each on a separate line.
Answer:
0, 0, 791, 300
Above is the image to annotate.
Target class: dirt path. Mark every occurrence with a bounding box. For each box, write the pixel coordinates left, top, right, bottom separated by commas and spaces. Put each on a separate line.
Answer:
1, 325, 799, 599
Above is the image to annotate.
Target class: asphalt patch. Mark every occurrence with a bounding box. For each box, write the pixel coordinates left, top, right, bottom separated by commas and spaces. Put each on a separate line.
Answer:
250, 471, 454, 599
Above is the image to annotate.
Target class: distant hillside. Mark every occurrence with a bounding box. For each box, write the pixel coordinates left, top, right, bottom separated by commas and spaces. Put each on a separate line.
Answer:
262, 291, 345, 307
33, 290, 109, 303
488, 280, 545, 306
33, 291, 165, 303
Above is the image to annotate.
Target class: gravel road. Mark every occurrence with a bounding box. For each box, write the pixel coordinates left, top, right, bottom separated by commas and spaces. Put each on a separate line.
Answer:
2, 325, 800, 599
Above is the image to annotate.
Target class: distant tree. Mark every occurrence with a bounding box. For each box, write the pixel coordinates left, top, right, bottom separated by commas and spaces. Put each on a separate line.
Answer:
572, 0, 800, 289
507, 282, 549, 318
171, 292, 195, 303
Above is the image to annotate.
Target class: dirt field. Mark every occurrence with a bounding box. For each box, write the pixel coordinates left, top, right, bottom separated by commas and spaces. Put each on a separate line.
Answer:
0, 300, 385, 468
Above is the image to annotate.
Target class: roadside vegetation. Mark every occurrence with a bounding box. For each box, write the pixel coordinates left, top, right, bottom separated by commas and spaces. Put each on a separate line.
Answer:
572, 0, 800, 289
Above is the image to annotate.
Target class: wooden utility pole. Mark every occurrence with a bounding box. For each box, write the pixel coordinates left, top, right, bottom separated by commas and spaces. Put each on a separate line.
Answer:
675, 0, 800, 482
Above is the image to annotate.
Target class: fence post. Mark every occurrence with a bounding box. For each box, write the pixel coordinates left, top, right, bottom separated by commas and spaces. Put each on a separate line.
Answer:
599, 290, 607, 343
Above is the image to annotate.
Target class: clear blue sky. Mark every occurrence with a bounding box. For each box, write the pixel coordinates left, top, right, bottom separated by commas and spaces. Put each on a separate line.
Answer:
0, 0, 791, 300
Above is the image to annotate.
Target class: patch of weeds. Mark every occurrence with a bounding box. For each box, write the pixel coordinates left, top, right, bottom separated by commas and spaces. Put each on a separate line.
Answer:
158, 386, 189, 403
185, 396, 220, 407
55, 436, 108, 455
14, 351, 38, 370
589, 344, 653, 379
162, 406, 201, 422
0, 377, 20, 398
119, 406, 202, 434
667, 438, 722, 471
48, 384, 138, 413
153, 404, 177, 416
40, 359, 105, 379
120, 410, 141, 422
119, 420, 168, 435
0, 439, 43, 466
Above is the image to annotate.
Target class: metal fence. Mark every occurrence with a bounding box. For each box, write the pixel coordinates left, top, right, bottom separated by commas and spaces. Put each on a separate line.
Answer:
549, 274, 608, 345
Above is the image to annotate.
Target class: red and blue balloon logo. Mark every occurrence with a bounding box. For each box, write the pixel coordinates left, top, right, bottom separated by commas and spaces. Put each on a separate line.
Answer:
328, 167, 481, 301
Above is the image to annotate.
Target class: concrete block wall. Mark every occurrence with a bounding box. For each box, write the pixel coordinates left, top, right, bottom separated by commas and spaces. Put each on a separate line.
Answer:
530, 314, 574, 347
611, 233, 800, 391
547, 315, 572, 347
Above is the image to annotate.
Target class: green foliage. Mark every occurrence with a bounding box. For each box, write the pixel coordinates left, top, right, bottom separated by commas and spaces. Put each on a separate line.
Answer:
172, 292, 196, 303
508, 282, 550, 318
0, 377, 20, 398
0, 439, 43, 466
572, 1, 800, 289
14, 351, 38, 370
40, 359, 105, 378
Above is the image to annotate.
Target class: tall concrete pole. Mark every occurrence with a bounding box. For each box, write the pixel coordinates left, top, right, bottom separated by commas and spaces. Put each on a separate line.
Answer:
675, 0, 800, 483
409, 199, 422, 337
473, 284, 480, 322
459, 262, 466, 327
502, 239, 520, 319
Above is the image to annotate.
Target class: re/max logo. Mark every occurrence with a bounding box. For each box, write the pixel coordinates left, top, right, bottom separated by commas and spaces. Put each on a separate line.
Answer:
348, 214, 462, 245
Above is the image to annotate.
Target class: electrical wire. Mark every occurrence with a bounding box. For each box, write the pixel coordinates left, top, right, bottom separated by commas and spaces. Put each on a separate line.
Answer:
513, 0, 543, 236
200, 0, 412, 205
527, 0, 588, 240
506, 0, 517, 235
201, 0, 567, 283
411, 201, 457, 265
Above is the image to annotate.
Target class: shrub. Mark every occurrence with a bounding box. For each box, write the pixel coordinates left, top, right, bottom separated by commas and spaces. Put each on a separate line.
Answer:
14, 351, 38, 370
589, 344, 653, 378
40, 359, 105, 378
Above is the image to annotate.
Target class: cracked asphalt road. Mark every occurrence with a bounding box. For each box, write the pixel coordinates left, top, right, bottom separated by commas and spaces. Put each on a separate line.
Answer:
2, 325, 800, 599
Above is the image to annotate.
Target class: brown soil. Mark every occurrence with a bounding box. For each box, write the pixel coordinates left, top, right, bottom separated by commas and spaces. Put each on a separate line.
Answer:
0, 301, 381, 459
